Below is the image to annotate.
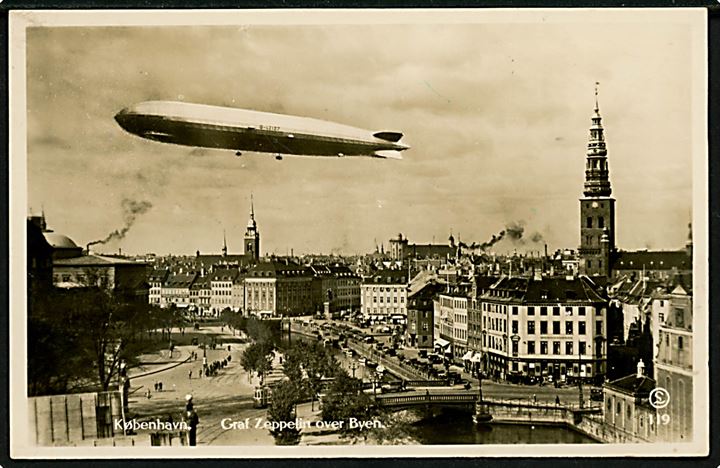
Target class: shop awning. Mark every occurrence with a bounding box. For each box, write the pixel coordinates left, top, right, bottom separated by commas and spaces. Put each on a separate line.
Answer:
434, 338, 450, 348
461, 351, 474, 360
470, 353, 483, 363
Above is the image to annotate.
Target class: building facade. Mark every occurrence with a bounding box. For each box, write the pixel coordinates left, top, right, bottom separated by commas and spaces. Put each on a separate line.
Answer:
478, 276, 608, 383
210, 268, 237, 315
360, 270, 408, 322
654, 284, 693, 442
406, 282, 443, 349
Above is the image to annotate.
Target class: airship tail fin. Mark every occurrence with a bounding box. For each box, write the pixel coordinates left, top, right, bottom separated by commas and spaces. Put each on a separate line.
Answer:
373, 150, 403, 160
373, 131, 404, 142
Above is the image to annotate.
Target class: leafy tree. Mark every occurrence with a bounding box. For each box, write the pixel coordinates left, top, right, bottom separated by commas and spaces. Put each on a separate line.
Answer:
266, 380, 302, 445
282, 341, 338, 409
221, 309, 246, 335
28, 282, 153, 394
320, 370, 380, 440
245, 317, 274, 344
240, 342, 274, 383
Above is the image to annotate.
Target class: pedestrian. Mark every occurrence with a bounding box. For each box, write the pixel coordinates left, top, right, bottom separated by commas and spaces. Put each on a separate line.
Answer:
532, 393, 537, 404
146, 389, 152, 399
154, 381, 159, 392
189, 370, 193, 379
159, 381, 163, 392
555, 395, 560, 406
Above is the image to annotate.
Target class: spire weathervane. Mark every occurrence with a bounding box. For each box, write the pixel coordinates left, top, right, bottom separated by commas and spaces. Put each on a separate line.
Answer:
594, 82, 600, 112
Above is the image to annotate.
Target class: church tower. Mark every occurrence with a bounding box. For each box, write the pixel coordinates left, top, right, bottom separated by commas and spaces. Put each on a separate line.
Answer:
244, 194, 260, 262
579, 84, 615, 277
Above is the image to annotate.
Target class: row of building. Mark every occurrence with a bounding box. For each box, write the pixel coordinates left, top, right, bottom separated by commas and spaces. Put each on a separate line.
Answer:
150, 260, 361, 317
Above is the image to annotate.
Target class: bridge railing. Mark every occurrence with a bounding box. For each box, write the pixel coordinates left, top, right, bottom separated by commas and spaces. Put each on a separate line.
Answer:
403, 379, 449, 387
375, 393, 478, 406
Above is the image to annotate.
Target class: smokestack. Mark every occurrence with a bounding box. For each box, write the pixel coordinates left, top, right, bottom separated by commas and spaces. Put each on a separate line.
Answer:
544, 243, 548, 258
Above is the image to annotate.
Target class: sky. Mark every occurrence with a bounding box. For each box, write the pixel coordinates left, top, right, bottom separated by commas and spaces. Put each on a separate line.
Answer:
23, 12, 700, 256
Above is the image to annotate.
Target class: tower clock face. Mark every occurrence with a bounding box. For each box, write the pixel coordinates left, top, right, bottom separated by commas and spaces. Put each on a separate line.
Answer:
591, 201, 599, 208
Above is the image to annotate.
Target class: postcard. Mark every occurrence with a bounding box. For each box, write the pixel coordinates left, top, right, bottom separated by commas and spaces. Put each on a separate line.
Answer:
9, 8, 709, 458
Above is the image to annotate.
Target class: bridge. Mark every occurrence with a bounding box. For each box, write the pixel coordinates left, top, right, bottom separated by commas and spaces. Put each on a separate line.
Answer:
374, 392, 479, 411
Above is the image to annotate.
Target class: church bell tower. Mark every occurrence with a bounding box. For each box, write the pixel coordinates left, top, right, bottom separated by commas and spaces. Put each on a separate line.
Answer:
579, 83, 615, 277
244, 194, 260, 262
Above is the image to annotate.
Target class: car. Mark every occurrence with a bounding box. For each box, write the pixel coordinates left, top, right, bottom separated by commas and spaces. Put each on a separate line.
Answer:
590, 388, 604, 401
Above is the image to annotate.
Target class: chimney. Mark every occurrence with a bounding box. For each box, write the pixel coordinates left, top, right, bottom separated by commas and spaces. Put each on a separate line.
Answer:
636, 359, 645, 378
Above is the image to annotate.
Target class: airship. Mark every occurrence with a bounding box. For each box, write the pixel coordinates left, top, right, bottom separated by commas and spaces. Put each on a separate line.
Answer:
114, 101, 410, 160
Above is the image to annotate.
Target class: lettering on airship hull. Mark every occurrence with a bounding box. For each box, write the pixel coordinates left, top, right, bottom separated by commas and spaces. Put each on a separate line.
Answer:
115, 101, 410, 160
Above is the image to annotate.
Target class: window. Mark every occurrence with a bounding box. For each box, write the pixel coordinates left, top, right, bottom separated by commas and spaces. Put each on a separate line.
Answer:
675, 308, 685, 328
579, 321, 587, 335
512, 320, 518, 334
579, 307, 586, 316
512, 341, 518, 354
553, 307, 560, 316
566, 321, 574, 335
540, 306, 547, 316
565, 307, 573, 316
540, 321, 548, 334
586, 217, 592, 228
553, 321, 561, 334
512, 306, 518, 315
553, 341, 561, 355
566, 342, 574, 355
528, 306, 535, 316
678, 336, 684, 349
528, 321, 536, 334
596, 320, 603, 336
587, 260, 592, 270
579, 341, 586, 355
527, 341, 536, 354
599, 216, 604, 228
540, 341, 548, 355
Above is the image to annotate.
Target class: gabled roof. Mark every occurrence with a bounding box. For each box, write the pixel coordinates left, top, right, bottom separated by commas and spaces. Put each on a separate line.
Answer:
613, 250, 691, 271
246, 260, 312, 278
363, 269, 408, 285
211, 268, 239, 281
605, 374, 655, 397
165, 272, 198, 288
484, 275, 606, 303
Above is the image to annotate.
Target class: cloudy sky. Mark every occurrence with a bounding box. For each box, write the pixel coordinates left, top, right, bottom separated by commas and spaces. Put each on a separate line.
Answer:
22, 11, 701, 256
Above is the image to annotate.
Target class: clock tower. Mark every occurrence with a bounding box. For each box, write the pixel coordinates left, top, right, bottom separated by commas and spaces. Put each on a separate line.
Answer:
244, 194, 260, 262
579, 84, 615, 277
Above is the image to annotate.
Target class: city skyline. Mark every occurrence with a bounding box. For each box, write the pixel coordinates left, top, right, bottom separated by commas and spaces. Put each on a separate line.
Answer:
24, 12, 696, 256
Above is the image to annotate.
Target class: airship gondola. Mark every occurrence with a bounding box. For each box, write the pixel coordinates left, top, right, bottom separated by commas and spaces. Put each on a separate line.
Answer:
114, 101, 410, 160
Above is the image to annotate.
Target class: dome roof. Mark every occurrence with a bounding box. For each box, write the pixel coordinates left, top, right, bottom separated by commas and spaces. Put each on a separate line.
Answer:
43, 232, 80, 249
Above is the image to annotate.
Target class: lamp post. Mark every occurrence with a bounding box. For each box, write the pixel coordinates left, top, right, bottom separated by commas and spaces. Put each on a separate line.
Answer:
350, 362, 357, 378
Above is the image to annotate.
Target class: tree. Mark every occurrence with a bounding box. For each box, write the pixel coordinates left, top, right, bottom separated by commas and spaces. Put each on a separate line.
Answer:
245, 317, 274, 344
282, 341, 338, 409
240, 342, 274, 383
266, 380, 302, 445
28, 282, 154, 394
320, 370, 380, 441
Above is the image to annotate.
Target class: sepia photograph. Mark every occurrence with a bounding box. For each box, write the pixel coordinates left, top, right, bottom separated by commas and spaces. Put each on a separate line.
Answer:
8, 8, 709, 458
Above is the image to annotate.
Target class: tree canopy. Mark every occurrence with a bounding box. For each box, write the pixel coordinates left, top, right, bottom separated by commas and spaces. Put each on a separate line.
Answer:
266, 380, 302, 445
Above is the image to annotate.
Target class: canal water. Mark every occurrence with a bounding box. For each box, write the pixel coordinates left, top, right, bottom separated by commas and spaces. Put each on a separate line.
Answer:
410, 411, 597, 444
282, 329, 596, 445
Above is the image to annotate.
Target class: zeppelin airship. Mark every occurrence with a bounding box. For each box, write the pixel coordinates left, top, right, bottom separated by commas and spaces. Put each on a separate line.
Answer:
114, 101, 410, 160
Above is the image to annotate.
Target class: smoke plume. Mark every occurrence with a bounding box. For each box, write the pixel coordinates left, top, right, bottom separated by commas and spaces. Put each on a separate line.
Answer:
87, 198, 153, 249
476, 221, 544, 251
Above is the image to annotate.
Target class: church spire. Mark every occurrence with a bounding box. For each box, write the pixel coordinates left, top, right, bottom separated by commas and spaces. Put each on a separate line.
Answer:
222, 229, 228, 257
583, 82, 612, 197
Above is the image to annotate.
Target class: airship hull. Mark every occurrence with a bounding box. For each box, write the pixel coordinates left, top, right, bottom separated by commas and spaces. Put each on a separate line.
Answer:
115, 101, 409, 159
